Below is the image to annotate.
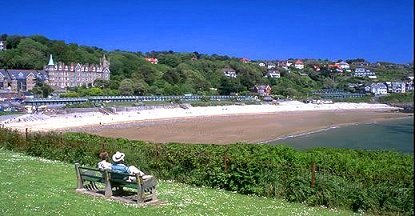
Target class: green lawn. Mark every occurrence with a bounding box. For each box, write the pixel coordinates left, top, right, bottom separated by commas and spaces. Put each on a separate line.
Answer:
0, 149, 358, 216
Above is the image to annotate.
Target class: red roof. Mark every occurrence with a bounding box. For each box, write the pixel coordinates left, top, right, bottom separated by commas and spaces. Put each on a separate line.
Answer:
295, 60, 303, 64
145, 57, 158, 63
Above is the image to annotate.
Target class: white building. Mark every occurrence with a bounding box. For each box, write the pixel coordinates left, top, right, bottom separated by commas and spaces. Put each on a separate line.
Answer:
406, 76, 414, 92
336, 61, 350, 70
370, 83, 388, 95
267, 63, 276, 69
223, 68, 237, 78
258, 62, 266, 67
390, 82, 406, 93
294, 60, 304, 69
0, 41, 5, 51
267, 70, 280, 78
354, 68, 377, 79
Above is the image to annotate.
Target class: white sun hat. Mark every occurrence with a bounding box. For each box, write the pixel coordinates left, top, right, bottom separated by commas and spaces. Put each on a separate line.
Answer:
112, 151, 125, 162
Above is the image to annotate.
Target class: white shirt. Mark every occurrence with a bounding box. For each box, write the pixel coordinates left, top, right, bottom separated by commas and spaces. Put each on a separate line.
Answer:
97, 160, 112, 170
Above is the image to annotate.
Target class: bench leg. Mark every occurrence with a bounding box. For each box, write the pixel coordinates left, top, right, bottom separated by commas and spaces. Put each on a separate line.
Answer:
137, 184, 144, 203
104, 171, 112, 197
137, 175, 144, 204
151, 187, 157, 201
75, 163, 83, 190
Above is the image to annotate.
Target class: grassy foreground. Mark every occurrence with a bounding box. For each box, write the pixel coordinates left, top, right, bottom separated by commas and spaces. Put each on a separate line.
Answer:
0, 149, 357, 216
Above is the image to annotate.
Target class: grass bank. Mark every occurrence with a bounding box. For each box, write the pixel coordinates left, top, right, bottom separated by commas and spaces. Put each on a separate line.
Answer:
0, 149, 354, 216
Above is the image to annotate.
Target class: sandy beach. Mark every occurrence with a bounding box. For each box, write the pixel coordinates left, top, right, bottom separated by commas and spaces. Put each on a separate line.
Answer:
89, 110, 409, 144
1, 101, 409, 144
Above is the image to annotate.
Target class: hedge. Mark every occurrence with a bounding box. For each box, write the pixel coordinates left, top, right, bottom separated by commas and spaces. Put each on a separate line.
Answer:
0, 128, 413, 215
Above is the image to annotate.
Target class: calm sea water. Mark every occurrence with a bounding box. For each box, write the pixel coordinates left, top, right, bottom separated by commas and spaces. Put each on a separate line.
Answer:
270, 117, 414, 153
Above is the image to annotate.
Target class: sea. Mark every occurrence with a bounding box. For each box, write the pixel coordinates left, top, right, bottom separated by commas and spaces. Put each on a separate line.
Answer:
269, 116, 414, 154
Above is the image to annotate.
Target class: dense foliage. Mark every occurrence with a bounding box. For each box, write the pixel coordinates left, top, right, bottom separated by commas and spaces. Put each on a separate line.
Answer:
379, 92, 414, 104
2, 34, 411, 99
0, 129, 412, 215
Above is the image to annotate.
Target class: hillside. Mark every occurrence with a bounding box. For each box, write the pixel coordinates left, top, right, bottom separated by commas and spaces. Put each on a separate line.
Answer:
0, 34, 412, 99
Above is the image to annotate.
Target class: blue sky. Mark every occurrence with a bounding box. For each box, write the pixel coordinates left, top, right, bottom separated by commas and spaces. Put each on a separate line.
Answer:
1, 0, 413, 63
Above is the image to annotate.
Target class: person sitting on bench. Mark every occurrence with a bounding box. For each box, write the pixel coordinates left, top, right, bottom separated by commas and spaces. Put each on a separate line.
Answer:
97, 151, 112, 170
111, 151, 152, 182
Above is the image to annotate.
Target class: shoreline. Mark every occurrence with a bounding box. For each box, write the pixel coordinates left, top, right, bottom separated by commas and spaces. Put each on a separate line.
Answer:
87, 110, 409, 145
259, 115, 413, 144
1, 101, 409, 144
72, 109, 402, 132
1, 101, 403, 132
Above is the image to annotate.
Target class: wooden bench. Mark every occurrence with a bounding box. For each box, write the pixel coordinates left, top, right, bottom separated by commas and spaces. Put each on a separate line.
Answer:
75, 163, 158, 204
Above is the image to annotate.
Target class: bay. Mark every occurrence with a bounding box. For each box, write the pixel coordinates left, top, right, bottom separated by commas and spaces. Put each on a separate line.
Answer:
271, 117, 414, 153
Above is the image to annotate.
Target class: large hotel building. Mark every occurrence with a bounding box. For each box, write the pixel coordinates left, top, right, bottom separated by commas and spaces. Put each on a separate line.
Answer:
45, 54, 111, 89
0, 54, 111, 92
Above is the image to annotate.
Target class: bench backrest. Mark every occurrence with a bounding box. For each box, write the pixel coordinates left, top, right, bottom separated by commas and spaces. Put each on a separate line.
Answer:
76, 164, 141, 184
78, 166, 105, 183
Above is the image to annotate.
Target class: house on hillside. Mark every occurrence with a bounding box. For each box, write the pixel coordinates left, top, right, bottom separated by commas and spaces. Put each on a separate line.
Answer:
0, 41, 5, 51
267, 63, 276, 69
145, 57, 158, 64
370, 83, 388, 95
328, 64, 343, 73
278, 61, 288, 69
405, 76, 414, 92
335, 61, 350, 70
223, 68, 237, 78
258, 62, 266, 67
266, 70, 280, 78
0, 70, 8, 90
354, 68, 377, 79
0, 69, 47, 92
386, 81, 406, 93
313, 65, 321, 71
254, 85, 272, 96
335, 61, 350, 71
351, 61, 370, 67
294, 60, 304, 69
240, 58, 250, 63
364, 85, 371, 93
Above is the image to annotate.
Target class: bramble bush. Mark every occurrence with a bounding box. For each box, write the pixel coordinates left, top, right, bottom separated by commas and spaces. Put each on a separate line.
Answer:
0, 128, 412, 215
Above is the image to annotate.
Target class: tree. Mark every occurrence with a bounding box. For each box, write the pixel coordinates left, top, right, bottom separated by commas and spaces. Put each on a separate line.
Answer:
83, 87, 103, 96
93, 79, 110, 88
218, 77, 242, 95
15, 38, 48, 69
193, 51, 201, 59
162, 68, 185, 84
135, 64, 160, 85
5, 35, 23, 49
60, 91, 80, 98
118, 79, 134, 95
42, 84, 54, 98
158, 54, 181, 67
31, 81, 54, 98
164, 84, 182, 95
132, 80, 149, 95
